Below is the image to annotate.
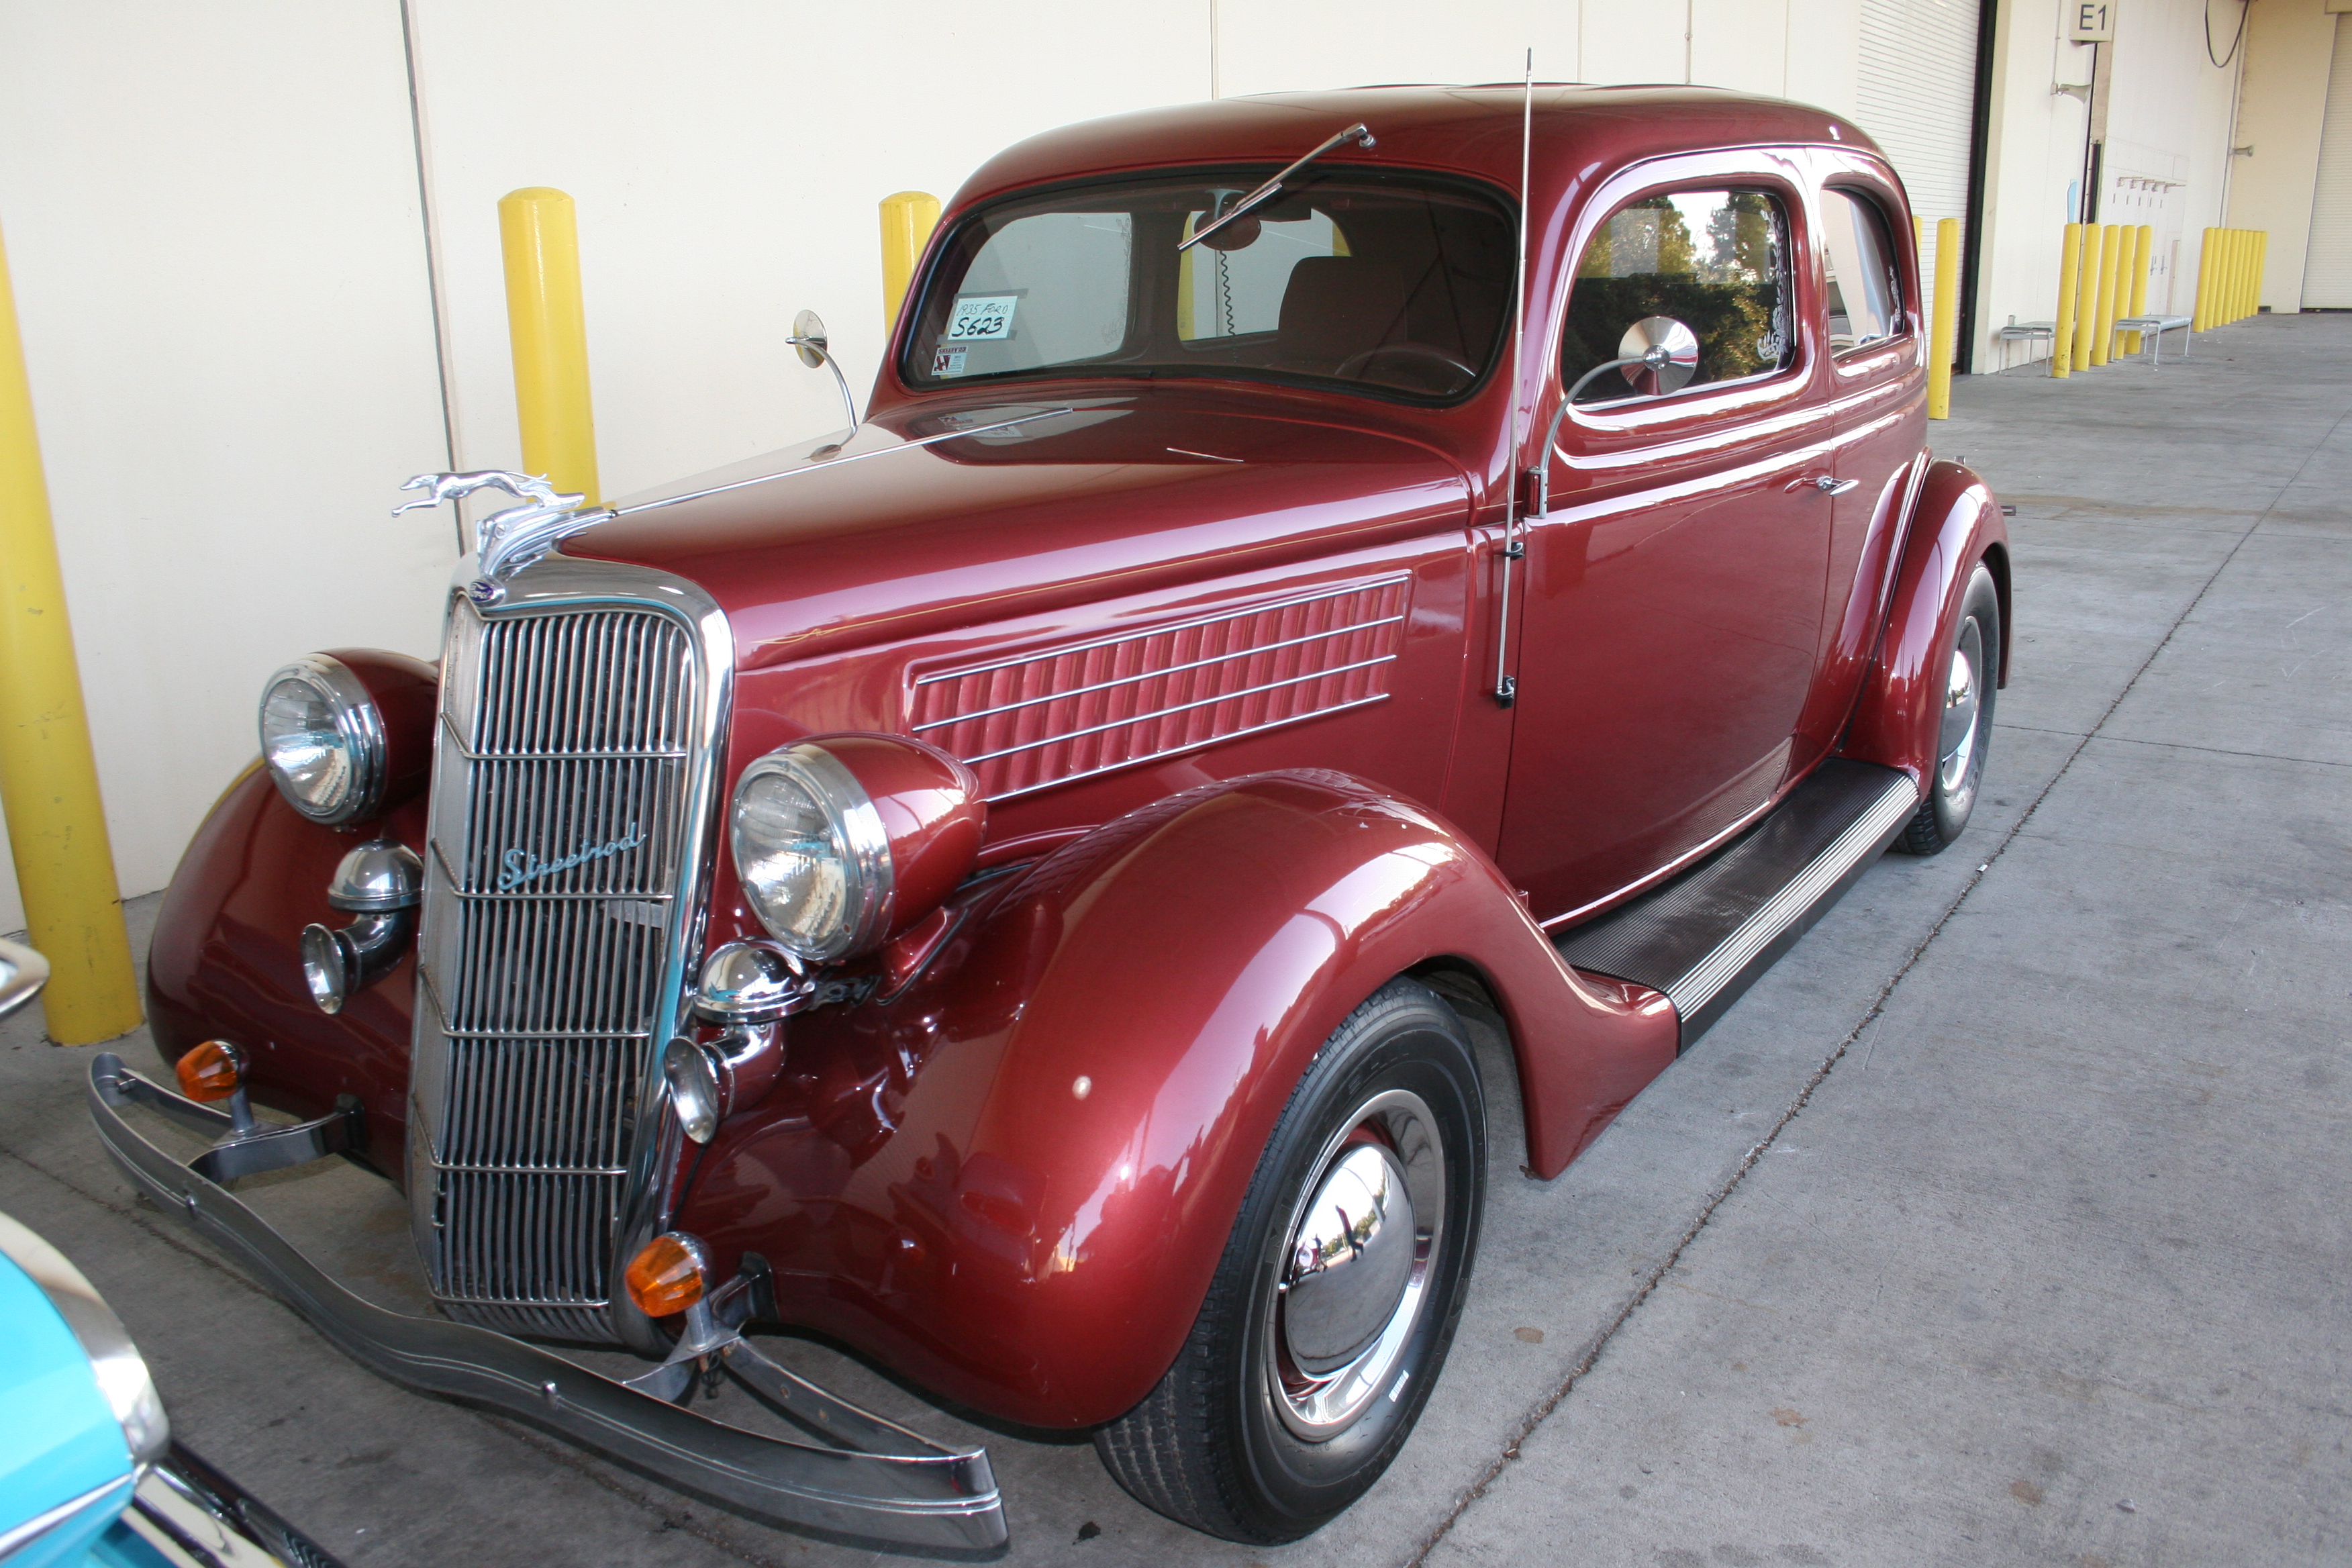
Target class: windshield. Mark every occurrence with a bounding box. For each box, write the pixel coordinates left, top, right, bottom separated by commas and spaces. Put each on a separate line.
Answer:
903, 170, 1514, 401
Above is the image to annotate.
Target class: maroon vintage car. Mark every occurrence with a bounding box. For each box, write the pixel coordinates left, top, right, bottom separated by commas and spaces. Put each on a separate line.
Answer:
91, 83, 2006, 1549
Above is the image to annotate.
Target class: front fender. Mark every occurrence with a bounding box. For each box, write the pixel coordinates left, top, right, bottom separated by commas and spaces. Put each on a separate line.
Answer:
1838, 459, 2009, 785
678, 771, 1674, 1429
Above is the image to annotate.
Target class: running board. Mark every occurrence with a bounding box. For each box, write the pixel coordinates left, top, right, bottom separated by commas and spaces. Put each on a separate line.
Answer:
1555, 761, 1918, 1050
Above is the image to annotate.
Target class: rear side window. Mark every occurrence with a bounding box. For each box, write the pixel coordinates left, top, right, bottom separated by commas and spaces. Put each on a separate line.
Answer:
1561, 189, 1792, 404
1819, 189, 1903, 352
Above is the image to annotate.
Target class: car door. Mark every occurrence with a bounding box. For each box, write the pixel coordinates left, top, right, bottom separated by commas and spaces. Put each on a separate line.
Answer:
1793, 168, 1932, 760
1498, 166, 1841, 923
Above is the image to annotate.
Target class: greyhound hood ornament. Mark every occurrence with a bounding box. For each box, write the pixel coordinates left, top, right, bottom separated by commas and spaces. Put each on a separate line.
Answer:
393, 470, 615, 606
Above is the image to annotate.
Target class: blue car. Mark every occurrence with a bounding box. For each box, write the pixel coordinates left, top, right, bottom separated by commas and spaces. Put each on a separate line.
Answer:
0, 938, 343, 1568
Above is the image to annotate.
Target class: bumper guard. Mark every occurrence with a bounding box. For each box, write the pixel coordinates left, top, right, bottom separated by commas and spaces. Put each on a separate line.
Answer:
87, 1053, 1007, 1553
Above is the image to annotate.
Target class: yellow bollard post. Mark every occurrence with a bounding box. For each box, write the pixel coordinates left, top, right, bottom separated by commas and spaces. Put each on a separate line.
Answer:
2090, 224, 2122, 366
2193, 228, 2216, 332
0, 219, 140, 1042
2253, 230, 2267, 318
2236, 230, 2253, 322
879, 191, 941, 336
2224, 230, 2241, 324
2053, 223, 2083, 379
2072, 224, 2104, 372
2123, 225, 2152, 354
2111, 227, 2138, 355
497, 188, 599, 505
1928, 217, 1960, 418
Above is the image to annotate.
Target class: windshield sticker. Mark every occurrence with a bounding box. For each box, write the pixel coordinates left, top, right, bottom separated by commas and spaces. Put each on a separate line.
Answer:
945, 295, 1018, 341
931, 346, 971, 377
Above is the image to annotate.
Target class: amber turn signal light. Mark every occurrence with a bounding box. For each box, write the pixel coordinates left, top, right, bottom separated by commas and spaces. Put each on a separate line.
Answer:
624, 1232, 708, 1318
175, 1040, 245, 1103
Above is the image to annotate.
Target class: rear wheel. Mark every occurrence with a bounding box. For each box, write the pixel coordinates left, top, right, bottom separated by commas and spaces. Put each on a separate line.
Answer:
1094, 979, 1485, 1543
1896, 561, 2000, 855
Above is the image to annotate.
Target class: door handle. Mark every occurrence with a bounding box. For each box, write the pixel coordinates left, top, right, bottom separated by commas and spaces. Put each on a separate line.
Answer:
1813, 475, 1861, 496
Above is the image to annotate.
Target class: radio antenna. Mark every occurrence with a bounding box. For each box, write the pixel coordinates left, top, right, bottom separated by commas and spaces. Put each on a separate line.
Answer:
1493, 50, 1533, 707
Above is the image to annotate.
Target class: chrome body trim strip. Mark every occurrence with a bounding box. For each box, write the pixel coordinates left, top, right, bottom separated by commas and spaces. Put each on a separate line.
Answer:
985, 691, 1394, 802
912, 573, 1410, 685
1662, 772, 1918, 1018
0, 1475, 134, 1562
910, 614, 1408, 732
960, 655, 1399, 765
87, 1056, 1007, 1553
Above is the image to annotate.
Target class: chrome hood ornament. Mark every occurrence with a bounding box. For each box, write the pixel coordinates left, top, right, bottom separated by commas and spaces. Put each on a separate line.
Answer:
393, 470, 616, 605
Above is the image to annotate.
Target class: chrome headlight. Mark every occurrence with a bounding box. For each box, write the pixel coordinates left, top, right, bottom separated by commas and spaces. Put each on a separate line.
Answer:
258, 654, 385, 824
730, 744, 894, 963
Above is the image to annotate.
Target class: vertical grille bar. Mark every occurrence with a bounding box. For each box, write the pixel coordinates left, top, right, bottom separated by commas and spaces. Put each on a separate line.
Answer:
411, 591, 705, 1344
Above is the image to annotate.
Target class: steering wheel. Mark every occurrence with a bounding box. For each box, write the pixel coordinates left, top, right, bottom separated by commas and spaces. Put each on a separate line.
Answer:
1332, 342, 1478, 393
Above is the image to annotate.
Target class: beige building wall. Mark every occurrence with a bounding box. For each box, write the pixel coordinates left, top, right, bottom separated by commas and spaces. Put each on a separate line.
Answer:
2225, 0, 2342, 309
1972, 0, 2244, 375
0, 0, 2320, 942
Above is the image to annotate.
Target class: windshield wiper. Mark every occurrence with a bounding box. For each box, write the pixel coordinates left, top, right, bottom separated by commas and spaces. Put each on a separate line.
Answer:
1177, 121, 1376, 252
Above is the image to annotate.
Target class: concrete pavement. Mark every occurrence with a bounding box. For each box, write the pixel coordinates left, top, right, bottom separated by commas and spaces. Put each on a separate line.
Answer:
3, 311, 2344, 1567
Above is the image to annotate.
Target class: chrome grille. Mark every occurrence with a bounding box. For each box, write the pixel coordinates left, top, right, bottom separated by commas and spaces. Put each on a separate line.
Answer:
411, 591, 708, 1343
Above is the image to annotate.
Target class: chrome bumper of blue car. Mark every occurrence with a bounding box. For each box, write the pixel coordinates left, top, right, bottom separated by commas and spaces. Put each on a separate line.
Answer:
85, 1054, 1008, 1555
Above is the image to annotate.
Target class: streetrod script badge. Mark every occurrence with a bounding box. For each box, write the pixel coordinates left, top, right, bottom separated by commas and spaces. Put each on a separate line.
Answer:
497, 825, 646, 891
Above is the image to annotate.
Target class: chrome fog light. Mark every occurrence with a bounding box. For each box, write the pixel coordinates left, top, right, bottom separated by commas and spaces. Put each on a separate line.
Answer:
299, 924, 352, 1014
301, 840, 422, 1014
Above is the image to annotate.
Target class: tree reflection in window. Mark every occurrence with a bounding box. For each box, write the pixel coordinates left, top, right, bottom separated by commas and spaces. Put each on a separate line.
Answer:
1561, 190, 1792, 403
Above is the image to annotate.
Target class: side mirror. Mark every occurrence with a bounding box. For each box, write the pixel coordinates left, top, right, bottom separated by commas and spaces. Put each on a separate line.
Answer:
785, 308, 859, 433
0, 936, 50, 1021
1530, 315, 1706, 518
1615, 316, 1700, 396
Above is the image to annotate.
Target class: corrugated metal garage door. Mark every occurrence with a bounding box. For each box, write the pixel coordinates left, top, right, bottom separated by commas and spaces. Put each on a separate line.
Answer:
1856, 0, 1982, 340
2306, 15, 2352, 309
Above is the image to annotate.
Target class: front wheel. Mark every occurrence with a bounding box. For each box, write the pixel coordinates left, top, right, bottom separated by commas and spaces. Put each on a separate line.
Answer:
1094, 979, 1485, 1543
1896, 560, 2000, 855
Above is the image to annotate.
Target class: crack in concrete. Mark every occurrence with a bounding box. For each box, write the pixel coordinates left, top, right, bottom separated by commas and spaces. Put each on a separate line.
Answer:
1400, 398, 2352, 1568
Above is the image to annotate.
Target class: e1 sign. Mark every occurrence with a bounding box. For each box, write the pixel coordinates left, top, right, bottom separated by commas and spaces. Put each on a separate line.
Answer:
2069, 2, 2114, 42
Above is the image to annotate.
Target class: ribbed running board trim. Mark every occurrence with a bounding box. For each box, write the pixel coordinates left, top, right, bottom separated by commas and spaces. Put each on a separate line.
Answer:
1555, 761, 1918, 1050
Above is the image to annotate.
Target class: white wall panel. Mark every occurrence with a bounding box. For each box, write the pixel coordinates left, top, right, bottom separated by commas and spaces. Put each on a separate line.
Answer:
0, 1, 452, 936
1859, 0, 1981, 332
1214, 1, 1579, 98
409, 0, 1208, 509
2307, 16, 2352, 307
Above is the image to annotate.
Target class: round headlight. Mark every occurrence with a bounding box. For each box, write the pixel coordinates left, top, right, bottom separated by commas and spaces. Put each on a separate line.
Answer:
258, 654, 385, 824
730, 744, 895, 963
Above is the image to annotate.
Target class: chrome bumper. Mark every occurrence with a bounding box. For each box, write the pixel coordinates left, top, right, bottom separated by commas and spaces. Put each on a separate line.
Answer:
87, 1055, 1007, 1553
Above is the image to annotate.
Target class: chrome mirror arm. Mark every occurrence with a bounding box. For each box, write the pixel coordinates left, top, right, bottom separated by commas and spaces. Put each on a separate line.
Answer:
1526, 347, 1675, 517
787, 308, 859, 435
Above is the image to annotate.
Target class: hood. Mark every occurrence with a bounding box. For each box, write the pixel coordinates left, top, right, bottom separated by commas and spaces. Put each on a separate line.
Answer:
568, 393, 1470, 671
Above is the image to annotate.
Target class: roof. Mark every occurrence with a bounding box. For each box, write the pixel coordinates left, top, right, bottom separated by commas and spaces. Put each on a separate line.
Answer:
952, 85, 1883, 215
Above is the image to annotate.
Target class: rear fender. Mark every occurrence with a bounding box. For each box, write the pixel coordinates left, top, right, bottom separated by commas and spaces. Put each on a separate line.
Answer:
1838, 459, 2009, 785
679, 771, 1674, 1428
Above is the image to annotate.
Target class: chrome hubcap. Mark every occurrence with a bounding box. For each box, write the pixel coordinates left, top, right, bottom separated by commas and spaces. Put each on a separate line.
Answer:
1937, 618, 1983, 797
1268, 1089, 1445, 1439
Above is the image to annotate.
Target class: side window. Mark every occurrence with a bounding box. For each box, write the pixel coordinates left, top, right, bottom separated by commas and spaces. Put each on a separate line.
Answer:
1819, 189, 1903, 353
1561, 189, 1792, 405
1178, 203, 1348, 342
930, 211, 1132, 379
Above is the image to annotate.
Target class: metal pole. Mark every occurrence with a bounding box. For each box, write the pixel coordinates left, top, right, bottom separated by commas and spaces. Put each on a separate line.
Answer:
2192, 227, 2216, 333
2053, 223, 2082, 380
879, 192, 941, 336
498, 187, 599, 505
0, 217, 140, 1042
1928, 217, 1961, 418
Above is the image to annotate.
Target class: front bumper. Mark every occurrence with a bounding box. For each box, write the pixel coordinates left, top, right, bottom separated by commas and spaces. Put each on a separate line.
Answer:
86, 1055, 1007, 1554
